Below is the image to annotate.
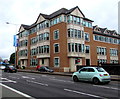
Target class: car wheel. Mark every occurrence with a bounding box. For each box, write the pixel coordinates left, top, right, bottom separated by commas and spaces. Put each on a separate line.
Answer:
93, 78, 100, 84
73, 76, 78, 82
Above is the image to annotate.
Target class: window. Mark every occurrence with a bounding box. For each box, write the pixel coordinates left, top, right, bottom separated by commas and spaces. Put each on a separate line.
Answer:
68, 43, 85, 53
98, 59, 107, 64
54, 44, 59, 53
73, 16, 77, 24
31, 37, 38, 45
54, 57, 59, 67
42, 59, 44, 64
74, 29, 77, 38
50, 16, 62, 26
88, 68, 95, 72
77, 17, 80, 25
75, 43, 78, 52
97, 47, 106, 55
110, 49, 118, 56
67, 29, 83, 39
72, 43, 74, 52
31, 48, 37, 55
94, 35, 119, 45
81, 44, 85, 53
78, 30, 81, 38
80, 68, 88, 72
85, 33, 89, 41
78, 44, 81, 52
54, 30, 59, 40
68, 29, 71, 37
75, 58, 80, 64
18, 50, 28, 56
110, 60, 118, 64
85, 46, 90, 53
96, 67, 105, 72
68, 43, 71, 52
30, 59, 38, 66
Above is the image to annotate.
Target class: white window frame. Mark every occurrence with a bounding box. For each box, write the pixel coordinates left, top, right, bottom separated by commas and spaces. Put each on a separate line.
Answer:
53, 29, 59, 40
84, 32, 90, 42
54, 43, 60, 53
54, 57, 60, 67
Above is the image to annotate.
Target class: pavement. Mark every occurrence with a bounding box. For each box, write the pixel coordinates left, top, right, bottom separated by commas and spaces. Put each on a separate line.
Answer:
18, 69, 120, 81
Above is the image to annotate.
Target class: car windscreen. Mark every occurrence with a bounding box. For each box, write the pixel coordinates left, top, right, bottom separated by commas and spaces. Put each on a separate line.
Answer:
96, 67, 105, 72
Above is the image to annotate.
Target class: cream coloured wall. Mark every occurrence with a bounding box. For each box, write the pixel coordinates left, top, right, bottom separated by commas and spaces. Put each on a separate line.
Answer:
36, 15, 46, 24
69, 58, 82, 72
71, 8, 84, 18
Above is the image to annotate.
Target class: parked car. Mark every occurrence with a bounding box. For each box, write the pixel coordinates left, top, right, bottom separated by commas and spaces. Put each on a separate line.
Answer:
0, 65, 6, 70
4, 65, 17, 73
72, 67, 111, 84
38, 66, 54, 73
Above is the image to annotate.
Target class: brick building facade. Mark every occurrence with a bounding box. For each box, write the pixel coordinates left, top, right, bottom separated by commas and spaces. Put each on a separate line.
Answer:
17, 6, 120, 72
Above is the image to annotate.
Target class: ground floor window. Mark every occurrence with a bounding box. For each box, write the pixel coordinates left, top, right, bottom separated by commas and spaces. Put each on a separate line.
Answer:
97, 59, 107, 64
30, 59, 38, 66
110, 60, 118, 64
54, 57, 60, 67
42, 59, 44, 64
86, 59, 90, 66
75, 58, 80, 64
22, 60, 24, 64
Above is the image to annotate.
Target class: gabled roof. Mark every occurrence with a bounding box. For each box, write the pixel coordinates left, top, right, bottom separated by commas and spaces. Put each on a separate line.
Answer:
99, 28, 107, 33
35, 6, 86, 22
66, 6, 85, 17
18, 24, 30, 33
93, 25, 97, 30
21, 24, 30, 29
20, 6, 93, 31
93, 25, 120, 38
49, 8, 68, 19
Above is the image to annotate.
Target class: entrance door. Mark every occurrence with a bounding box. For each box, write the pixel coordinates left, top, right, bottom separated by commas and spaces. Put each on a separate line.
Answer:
86, 59, 90, 66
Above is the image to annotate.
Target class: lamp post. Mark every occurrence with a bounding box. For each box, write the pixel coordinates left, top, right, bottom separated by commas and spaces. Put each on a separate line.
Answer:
6, 22, 19, 67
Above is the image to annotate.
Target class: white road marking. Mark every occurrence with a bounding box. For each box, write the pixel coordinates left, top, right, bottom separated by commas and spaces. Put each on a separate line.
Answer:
22, 76, 35, 80
0, 78, 16, 83
0, 83, 35, 99
22, 76, 29, 79
41, 75, 47, 77
49, 78, 74, 83
64, 88, 104, 98
26, 80, 48, 86
93, 85, 120, 90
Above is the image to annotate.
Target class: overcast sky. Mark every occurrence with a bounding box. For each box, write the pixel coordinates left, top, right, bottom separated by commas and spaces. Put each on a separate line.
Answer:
0, 0, 119, 60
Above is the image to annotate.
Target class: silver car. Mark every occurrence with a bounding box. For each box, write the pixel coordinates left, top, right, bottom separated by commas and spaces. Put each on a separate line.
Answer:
72, 67, 111, 84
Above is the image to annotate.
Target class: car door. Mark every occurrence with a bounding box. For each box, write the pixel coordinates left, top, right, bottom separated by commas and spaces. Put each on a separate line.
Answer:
87, 68, 96, 81
78, 68, 88, 81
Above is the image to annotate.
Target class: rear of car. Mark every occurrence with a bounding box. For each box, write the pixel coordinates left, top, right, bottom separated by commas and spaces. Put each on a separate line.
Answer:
95, 67, 111, 83
4, 66, 17, 73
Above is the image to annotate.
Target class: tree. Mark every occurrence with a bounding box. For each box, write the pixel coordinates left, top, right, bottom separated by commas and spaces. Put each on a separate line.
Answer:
9, 53, 15, 64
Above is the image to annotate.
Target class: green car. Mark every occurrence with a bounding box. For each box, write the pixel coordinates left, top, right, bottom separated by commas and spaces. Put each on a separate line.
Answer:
72, 67, 111, 84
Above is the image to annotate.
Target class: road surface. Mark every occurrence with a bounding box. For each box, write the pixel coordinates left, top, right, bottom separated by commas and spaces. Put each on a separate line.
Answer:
0, 70, 120, 98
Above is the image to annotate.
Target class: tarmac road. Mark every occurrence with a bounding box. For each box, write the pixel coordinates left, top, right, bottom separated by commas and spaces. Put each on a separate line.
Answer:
0, 71, 120, 98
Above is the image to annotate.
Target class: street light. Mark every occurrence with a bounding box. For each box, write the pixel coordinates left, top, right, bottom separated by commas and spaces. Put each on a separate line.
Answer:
6, 22, 19, 67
